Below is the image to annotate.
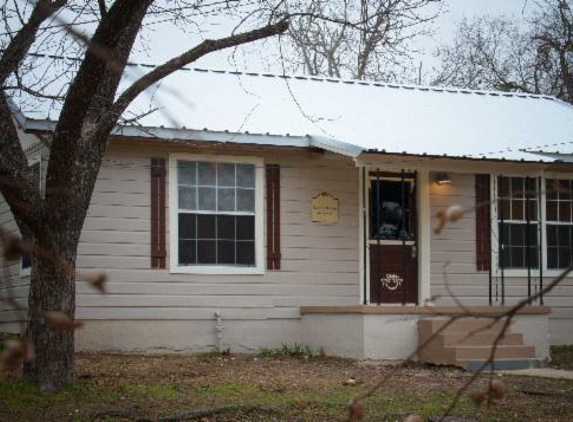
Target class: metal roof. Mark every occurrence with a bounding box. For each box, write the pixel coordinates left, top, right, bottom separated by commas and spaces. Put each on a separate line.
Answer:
11, 62, 573, 163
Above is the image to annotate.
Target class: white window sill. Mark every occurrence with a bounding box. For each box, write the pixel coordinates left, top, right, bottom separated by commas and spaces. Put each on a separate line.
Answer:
169, 265, 265, 275
20, 268, 31, 277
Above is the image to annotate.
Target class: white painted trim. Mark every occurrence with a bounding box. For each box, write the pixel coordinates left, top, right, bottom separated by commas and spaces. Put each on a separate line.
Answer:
490, 171, 573, 278
358, 167, 365, 305
168, 153, 265, 275
417, 170, 431, 305
24, 119, 312, 149
363, 167, 426, 305
309, 135, 363, 158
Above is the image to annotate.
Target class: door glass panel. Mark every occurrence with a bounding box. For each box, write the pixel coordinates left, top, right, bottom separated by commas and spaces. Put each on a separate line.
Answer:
370, 179, 412, 240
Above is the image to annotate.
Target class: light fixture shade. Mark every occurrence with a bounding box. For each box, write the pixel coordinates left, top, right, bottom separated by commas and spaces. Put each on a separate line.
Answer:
434, 172, 451, 185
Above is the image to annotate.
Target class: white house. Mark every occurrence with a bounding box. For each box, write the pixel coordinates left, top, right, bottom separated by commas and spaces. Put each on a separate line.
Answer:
2, 64, 573, 369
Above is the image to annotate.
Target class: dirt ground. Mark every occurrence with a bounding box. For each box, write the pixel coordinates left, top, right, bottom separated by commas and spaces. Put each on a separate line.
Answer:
1, 353, 573, 421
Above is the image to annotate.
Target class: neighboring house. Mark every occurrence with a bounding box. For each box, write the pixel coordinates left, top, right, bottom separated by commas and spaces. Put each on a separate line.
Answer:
2, 64, 573, 368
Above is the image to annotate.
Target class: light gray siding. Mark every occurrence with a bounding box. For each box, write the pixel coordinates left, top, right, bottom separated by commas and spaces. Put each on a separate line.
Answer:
430, 172, 573, 345
0, 188, 28, 331
74, 144, 360, 351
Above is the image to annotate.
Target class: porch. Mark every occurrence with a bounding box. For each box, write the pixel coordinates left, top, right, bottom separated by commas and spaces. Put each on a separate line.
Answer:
300, 306, 551, 369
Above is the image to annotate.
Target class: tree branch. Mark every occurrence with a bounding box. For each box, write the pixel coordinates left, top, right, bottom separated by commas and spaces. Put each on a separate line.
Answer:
0, 0, 67, 86
0, 92, 42, 235
110, 18, 290, 117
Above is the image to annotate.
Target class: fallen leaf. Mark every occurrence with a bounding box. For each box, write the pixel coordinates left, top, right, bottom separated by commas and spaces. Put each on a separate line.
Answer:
40, 310, 83, 331
81, 271, 108, 294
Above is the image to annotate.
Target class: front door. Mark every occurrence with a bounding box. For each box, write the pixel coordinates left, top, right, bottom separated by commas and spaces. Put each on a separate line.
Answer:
369, 172, 418, 304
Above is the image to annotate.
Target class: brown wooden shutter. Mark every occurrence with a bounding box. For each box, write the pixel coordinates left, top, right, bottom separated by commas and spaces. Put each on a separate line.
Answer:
151, 157, 166, 268
266, 164, 281, 270
475, 174, 491, 271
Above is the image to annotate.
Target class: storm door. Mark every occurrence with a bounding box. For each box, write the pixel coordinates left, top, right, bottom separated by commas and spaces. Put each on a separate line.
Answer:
369, 171, 418, 304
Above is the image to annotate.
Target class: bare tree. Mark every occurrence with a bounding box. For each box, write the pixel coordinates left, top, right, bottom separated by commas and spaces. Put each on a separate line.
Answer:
0, 0, 294, 391
433, 0, 573, 103
284, 0, 439, 81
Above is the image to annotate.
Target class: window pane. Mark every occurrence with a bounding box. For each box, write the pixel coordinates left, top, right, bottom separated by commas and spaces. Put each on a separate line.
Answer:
178, 186, 197, 210
198, 162, 216, 186
499, 223, 538, 269
510, 247, 524, 268
198, 187, 216, 210
509, 224, 524, 247
558, 225, 570, 247
559, 202, 571, 222
510, 177, 524, 198
179, 240, 196, 265
197, 240, 216, 264
525, 178, 536, 199
197, 214, 216, 239
217, 215, 235, 240
236, 216, 255, 240
547, 200, 558, 221
546, 179, 557, 200
237, 188, 255, 212
511, 200, 523, 221
237, 164, 255, 188
498, 199, 510, 220
525, 246, 539, 268
498, 177, 509, 197
236, 241, 255, 265
178, 161, 196, 185
217, 163, 235, 187
560, 180, 572, 200
217, 188, 235, 212
548, 246, 559, 269
179, 214, 196, 239
217, 241, 235, 265
526, 199, 537, 221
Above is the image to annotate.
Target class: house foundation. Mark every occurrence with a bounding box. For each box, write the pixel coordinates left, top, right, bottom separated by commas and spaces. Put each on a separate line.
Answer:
300, 306, 550, 365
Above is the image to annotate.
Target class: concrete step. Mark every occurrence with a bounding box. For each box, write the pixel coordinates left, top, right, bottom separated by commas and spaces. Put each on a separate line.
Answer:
460, 359, 547, 371
418, 318, 509, 335
440, 332, 524, 347
449, 345, 536, 361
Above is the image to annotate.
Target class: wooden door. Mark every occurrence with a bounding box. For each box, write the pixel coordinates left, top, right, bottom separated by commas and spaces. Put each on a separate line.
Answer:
369, 244, 418, 303
369, 172, 418, 304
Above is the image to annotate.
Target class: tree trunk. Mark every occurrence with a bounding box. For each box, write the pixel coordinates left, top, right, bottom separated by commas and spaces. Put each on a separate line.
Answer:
22, 230, 78, 391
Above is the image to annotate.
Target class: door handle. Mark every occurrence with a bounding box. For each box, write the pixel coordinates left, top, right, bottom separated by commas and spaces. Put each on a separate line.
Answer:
411, 245, 417, 259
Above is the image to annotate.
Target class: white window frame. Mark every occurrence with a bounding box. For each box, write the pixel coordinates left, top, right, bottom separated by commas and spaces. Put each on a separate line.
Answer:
491, 171, 573, 278
168, 153, 265, 275
21, 153, 41, 277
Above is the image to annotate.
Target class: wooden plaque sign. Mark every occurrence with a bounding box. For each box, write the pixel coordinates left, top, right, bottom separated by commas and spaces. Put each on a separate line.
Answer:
312, 192, 339, 223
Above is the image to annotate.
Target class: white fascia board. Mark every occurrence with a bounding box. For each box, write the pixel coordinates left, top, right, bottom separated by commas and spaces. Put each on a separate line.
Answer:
23, 119, 312, 148
524, 150, 573, 162
6, 98, 27, 129
309, 134, 364, 157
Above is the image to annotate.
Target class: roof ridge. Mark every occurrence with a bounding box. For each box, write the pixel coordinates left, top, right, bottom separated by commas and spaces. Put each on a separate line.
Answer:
25, 52, 557, 101
173, 66, 556, 100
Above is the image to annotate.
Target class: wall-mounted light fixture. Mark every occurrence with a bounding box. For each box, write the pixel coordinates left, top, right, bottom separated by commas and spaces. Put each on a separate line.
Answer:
433, 172, 451, 185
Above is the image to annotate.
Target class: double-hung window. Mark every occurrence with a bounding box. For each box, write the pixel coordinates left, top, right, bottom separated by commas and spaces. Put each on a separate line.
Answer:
496, 176, 539, 270
493, 175, 573, 274
545, 178, 573, 269
169, 154, 264, 274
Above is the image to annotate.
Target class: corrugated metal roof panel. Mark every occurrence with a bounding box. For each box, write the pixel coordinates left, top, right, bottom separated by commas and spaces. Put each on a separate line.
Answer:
12, 64, 573, 162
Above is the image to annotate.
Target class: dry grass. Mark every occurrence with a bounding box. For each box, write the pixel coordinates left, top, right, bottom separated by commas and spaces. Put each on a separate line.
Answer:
0, 353, 572, 421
